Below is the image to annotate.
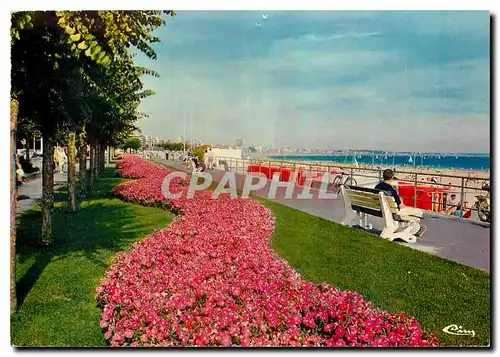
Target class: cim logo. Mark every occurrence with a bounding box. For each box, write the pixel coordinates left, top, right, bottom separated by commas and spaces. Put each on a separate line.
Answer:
442, 324, 476, 338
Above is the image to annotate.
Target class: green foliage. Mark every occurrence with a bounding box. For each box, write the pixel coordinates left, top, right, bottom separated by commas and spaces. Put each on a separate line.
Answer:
11, 11, 175, 65
160, 141, 187, 151
122, 137, 142, 151
55, 11, 175, 64
10, 11, 34, 42
191, 144, 211, 163
10, 10, 175, 246
16, 116, 41, 140
11, 10, 174, 147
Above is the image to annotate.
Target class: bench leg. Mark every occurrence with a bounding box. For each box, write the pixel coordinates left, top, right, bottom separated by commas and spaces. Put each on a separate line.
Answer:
341, 209, 358, 226
394, 230, 417, 244
381, 222, 419, 243
380, 226, 396, 240
407, 221, 421, 236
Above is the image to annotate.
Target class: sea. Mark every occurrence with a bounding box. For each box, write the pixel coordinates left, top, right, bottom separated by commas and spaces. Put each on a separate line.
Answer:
269, 153, 490, 171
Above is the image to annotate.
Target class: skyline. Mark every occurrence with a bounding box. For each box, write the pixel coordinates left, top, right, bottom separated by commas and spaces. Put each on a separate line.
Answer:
130, 132, 490, 155
134, 11, 490, 153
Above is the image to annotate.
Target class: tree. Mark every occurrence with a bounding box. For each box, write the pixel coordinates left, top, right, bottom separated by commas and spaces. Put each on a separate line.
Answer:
161, 141, 188, 151
122, 137, 142, 152
192, 144, 212, 164
10, 99, 18, 313
12, 19, 74, 245
11, 10, 174, 245
78, 129, 88, 195
10, 10, 175, 311
67, 132, 77, 211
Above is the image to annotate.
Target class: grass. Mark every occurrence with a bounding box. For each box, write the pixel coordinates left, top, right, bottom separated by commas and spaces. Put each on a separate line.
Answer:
11, 168, 174, 347
258, 198, 490, 347
159, 161, 491, 347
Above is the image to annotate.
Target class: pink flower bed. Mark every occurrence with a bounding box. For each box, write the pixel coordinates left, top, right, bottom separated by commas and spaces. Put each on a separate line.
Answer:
97, 155, 439, 347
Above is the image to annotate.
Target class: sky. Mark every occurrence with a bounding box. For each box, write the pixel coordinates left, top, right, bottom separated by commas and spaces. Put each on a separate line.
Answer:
134, 11, 490, 153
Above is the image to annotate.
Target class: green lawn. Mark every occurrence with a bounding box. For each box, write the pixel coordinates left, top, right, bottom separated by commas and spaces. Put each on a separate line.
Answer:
256, 198, 490, 347
11, 168, 174, 347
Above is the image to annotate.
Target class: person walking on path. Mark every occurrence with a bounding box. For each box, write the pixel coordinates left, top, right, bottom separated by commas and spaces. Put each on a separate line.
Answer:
15, 155, 26, 200
207, 148, 214, 169
203, 149, 209, 170
53, 148, 61, 173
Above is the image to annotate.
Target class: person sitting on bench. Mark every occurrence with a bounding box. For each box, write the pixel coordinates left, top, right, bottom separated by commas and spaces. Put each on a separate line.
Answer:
375, 169, 423, 219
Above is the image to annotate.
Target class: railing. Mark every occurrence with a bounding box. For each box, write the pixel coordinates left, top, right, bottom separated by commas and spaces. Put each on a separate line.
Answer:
207, 155, 490, 224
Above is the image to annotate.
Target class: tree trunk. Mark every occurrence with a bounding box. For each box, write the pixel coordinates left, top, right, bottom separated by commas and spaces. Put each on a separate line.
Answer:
67, 132, 77, 212
93, 143, 98, 179
25, 138, 30, 162
94, 143, 98, 179
79, 133, 87, 196
41, 133, 55, 246
10, 98, 18, 313
89, 144, 95, 186
94, 143, 98, 177
100, 142, 106, 172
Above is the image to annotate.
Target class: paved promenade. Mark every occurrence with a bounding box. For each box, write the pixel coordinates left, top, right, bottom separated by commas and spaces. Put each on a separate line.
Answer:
16, 160, 86, 216
153, 158, 490, 272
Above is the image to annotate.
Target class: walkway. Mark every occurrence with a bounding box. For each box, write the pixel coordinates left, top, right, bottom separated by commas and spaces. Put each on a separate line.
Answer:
16, 159, 88, 216
153, 158, 490, 272
16, 172, 67, 215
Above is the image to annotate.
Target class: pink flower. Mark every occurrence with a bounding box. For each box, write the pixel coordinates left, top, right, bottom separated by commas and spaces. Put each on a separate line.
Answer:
218, 333, 232, 347
334, 325, 346, 338
95, 156, 440, 347
323, 324, 334, 333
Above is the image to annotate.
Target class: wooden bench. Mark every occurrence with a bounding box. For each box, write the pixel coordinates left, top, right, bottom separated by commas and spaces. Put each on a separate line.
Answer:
340, 185, 421, 243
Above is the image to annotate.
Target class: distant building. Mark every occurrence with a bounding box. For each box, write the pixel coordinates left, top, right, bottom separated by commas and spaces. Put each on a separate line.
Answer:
210, 147, 242, 160
236, 138, 243, 147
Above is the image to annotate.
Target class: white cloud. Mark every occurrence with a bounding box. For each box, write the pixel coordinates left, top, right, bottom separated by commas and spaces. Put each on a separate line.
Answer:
138, 55, 490, 152
136, 13, 489, 153
291, 31, 383, 43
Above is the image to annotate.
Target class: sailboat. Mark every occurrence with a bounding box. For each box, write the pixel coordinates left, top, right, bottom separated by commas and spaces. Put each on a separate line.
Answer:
392, 139, 396, 166
408, 155, 413, 164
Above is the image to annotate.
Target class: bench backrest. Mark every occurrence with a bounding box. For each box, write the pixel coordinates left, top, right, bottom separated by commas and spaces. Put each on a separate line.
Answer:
343, 186, 399, 218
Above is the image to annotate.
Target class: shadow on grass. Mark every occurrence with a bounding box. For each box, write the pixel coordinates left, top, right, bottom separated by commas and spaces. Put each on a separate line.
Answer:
15, 168, 170, 309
